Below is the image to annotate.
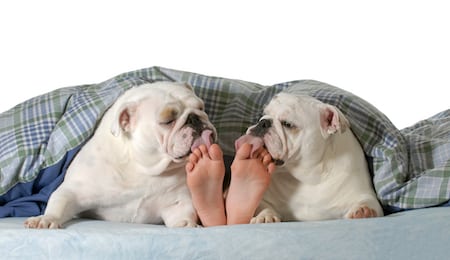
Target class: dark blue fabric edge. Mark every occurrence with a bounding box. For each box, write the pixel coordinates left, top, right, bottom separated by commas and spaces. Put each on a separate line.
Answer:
0, 146, 82, 217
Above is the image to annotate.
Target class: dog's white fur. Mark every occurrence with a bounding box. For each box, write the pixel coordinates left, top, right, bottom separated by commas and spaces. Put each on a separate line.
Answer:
237, 93, 383, 223
25, 82, 216, 228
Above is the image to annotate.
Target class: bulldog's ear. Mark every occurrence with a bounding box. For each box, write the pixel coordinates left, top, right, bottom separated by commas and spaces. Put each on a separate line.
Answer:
111, 102, 138, 137
319, 105, 349, 138
183, 83, 194, 92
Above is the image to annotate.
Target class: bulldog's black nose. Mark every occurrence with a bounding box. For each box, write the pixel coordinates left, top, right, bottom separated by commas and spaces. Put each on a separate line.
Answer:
259, 119, 272, 129
251, 118, 272, 137
186, 113, 202, 128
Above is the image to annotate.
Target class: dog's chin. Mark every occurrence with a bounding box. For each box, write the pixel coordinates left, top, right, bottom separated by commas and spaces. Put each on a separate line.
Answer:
265, 146, 285, 166
170, 144, 194, 162
263, 137, 286, 166
273, 158, 285, 166
172, 149, 191, 161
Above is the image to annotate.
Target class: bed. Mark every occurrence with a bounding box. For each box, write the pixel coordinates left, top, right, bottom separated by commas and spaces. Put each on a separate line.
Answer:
1, 66, 449, 259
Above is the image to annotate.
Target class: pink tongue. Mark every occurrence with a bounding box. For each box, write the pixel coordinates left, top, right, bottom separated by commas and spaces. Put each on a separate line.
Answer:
191, 129, 214, 152
235, 134, 264, 156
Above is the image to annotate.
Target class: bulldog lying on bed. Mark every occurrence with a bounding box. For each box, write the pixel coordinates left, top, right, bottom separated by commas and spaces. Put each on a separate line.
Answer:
25, 82, 215, 228
236, 92, 383, 223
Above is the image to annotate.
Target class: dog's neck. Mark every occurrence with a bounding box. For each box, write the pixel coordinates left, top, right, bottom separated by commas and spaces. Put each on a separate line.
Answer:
96, 129, 175, 176
126, 143, 179, 176
284, 160, 325, 185
285, 134, 346, 185
130, 152, 174, 176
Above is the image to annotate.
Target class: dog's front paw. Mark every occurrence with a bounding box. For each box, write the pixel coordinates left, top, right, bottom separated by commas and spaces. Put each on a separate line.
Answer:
250, 215, 281, 224
170, 219, 200, 228
24, 216, 62, 229
345, 205, 378, 219
250, 208, 281, 224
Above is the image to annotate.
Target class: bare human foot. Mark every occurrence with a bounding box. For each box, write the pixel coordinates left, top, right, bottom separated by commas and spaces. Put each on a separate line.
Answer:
226, 143, 275, 225
186, 144, 227, 226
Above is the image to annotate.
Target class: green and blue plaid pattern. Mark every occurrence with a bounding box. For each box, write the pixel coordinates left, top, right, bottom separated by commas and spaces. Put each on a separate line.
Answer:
0, 66, 449, 210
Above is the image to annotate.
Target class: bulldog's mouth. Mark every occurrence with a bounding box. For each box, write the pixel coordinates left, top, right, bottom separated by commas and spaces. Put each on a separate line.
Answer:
234, 134, 285, 166
191, 129, 214, 152
273, 159, 285, 166
172, 127, 215, 160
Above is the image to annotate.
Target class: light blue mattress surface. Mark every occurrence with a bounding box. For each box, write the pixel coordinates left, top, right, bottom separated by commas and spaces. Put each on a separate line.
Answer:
1, 207, 448, 259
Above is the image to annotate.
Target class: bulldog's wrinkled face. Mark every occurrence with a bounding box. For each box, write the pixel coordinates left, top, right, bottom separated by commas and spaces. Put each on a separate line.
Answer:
111, 82, 216, 162
236, 93, 348, 167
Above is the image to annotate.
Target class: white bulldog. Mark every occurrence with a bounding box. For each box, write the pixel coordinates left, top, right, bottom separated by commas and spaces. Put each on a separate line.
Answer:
236, 92, 383, 223
25, 82, 216, 228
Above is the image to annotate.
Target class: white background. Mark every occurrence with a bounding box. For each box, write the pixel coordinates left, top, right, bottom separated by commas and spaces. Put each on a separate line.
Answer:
0, 0, 448, 129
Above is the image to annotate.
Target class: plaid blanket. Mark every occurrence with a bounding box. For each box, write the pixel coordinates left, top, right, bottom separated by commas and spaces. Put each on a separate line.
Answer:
0, 66, 449, 216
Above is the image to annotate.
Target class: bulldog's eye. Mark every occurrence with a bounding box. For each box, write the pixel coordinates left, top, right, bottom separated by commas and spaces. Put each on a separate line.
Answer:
159, 107, 179, 126
160, 119, 175, 126
281, 120, 296, 129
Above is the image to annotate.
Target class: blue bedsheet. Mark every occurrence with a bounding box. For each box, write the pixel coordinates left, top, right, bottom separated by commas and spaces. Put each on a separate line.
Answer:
1, 207, 449, 259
